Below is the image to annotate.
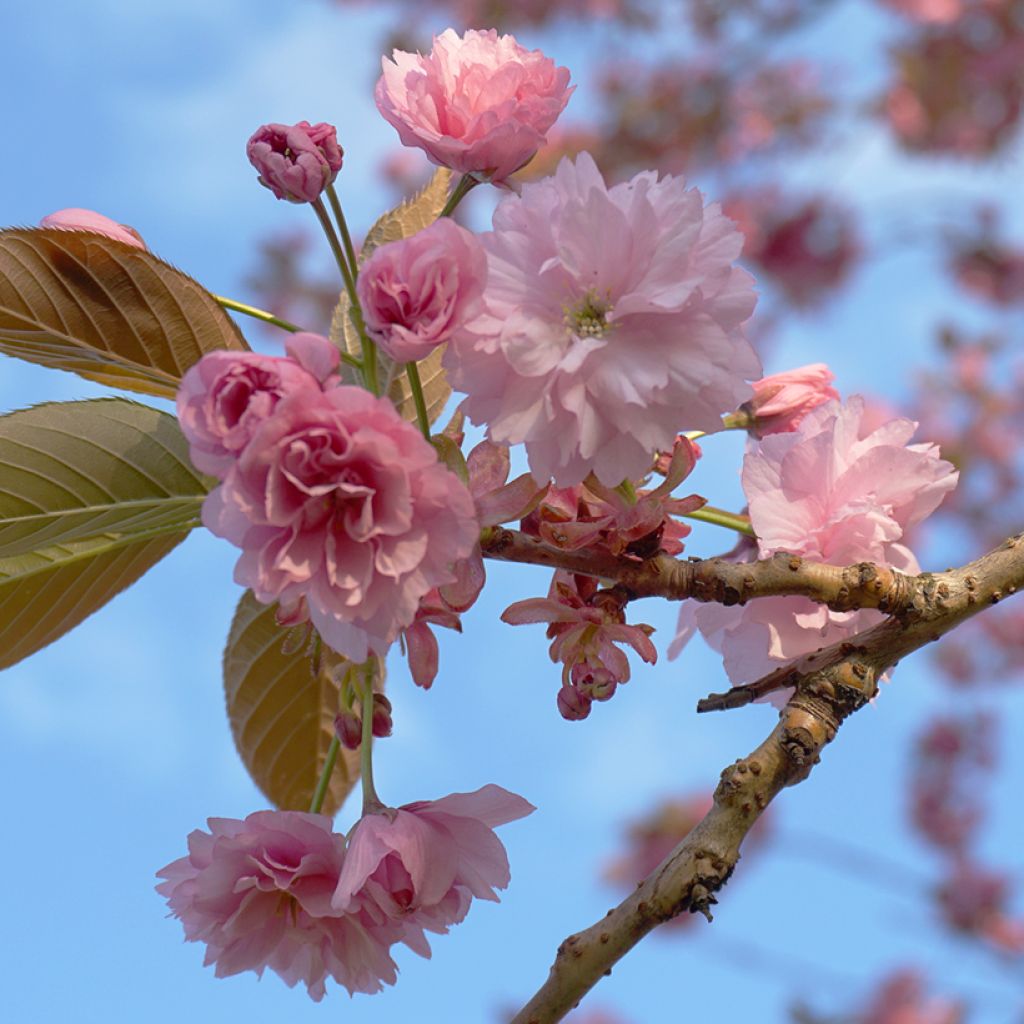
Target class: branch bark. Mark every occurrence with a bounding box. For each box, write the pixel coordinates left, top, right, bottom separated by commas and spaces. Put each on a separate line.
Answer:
508, 532, 1024, 1024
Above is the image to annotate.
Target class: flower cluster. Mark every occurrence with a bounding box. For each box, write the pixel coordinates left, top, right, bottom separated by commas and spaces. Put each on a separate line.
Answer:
158, 787, 533, 1000
177, 333, 479, 662
672, 397, 958, 687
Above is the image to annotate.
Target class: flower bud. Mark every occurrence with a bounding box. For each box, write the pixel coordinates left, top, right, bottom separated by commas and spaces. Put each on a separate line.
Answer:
39, 208, 146, 249
573, 665, 618, 702
334, 711, 362, 750
744, 364, 838, 437
557, 684, 592, 722
371, 693, 393, 738
246, 121, 343, 203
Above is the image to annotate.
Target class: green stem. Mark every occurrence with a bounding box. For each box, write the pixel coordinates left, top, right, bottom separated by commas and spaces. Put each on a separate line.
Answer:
359, 661, 383, 814
682, 505, 756, 537
405, 362, 431, 440
614, 479, 638, 505
214, 295, 302, 334
311, 198, 380, 395
308, 735, 341, 815
326, 184, 361, 281
439, 173, 480, 218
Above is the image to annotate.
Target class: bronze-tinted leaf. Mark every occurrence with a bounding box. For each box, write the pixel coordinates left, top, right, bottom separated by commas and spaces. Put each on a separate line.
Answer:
0, 228, 249, 398
361, 167, 453, 259
223, 592, 361, 816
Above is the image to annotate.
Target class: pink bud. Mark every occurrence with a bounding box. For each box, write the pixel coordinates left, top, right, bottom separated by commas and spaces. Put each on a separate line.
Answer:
573, 665, 618, 702
39, 208, 146, 249
371, 693, 393, 738
334, 712, 362, 750
246, 121, 343, 204
746, 364, 839, 436
557, 685, 592, 721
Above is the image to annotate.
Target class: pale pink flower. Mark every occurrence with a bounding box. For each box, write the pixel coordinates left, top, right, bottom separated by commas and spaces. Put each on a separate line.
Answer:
156, 811, 403, 1001
247, 121, 343, 203
202, 386, 479, 662
670, 398, 957, 686
39, 207, 146, 249
375, 28, 573, 181
332, 785, 534, 949
176, 333, 339, 477
445, 153, 761, 486
358, 218, 487, 364
745, 363, 839, 436
860, 970, 965, 1024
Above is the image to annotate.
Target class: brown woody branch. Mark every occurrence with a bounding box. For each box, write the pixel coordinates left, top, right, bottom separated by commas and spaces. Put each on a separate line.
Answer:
508, 532, 1024, 1024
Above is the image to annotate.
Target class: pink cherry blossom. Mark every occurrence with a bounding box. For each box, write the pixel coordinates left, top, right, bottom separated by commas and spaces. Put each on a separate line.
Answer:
39, 208, 146, 249
156, 811, 402, 1001
670, 398, 957, 686
445, 153, 761, 486
246, 121, 343, 203
744, 363, 839, 436
176, 333, 339, 477
375, 28, 573, 182
358, 218, 487, 364
332, 785, 534, 949
202, 386, 479, 662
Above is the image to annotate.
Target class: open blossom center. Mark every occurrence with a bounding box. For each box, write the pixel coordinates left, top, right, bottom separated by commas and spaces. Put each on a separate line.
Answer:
565, 289, 614, 339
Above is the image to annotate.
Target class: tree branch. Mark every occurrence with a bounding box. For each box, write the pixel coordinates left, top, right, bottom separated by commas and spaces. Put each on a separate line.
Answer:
508, 532, 1024, 1024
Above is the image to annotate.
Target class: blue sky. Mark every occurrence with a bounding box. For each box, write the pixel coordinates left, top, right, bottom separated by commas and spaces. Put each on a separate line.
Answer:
2, 2, 1024, 1022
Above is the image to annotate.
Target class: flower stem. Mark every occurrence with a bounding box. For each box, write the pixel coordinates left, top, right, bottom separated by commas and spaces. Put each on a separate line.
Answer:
614, 479, 638, 505
439, 173, 480, 218
682, 505, 756, 537
359, 660, 383, 815
214, 295, 302, 333
308, 735, 341, 815
325, 184, 361, 277
405, 362, 431, 440
311, 198, 380, 395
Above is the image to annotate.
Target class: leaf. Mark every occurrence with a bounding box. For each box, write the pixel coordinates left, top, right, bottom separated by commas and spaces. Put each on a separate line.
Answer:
0, 228, 249, 399
329, 167, 454, 423
0, 399, 207, 669
0, 399, 209, 558
361, 167, 453, 259
0, 532, 186, 671
223, 592, 361, 816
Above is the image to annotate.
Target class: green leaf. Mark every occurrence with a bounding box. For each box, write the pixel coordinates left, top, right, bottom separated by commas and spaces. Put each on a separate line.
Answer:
0, 399, 208, 669
223, 593, 361, 816
0, 399, 209, 558
0, 228, 249, 399
330, 168, 454, 423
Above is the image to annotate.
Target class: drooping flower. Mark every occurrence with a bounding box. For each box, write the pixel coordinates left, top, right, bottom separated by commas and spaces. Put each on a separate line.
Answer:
332, 785, 534, 947
156, 811, 403, 1001
247, 121, 344, 203
743, 363, 839, 437
176, 333, 339, 477
358, 218, 487, 364
39, 207, 146, 249
670, 397, 957, 686
445, 153, 761, 486
202, 386, 479, 662
375, 28, 573, 182
503, 571, 657, 720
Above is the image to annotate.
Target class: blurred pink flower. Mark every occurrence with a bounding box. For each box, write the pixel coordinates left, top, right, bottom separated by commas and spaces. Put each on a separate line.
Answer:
375, 28, 573, 181
202, 386, 479, 662
176, 333, 339, 477
156, 811, 402, 1001
446, 153, 760, 486
247, 121, 343, 203
936, 860, 1024, 953
860, 969, 965, 1024
332, 785, 534, 949
671, 398, 957, 685
358, 218, 487, 364
745, 363, 839, 436
39, 207, 146, 249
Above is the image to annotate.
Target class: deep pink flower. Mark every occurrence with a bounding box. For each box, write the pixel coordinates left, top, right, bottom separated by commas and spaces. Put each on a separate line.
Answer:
445, 153, 761, 486
39, 207, 146, 249
176, 333, 339, 477
156, 811, 402, 1000
358, 219, 487, 364
375, 28, 573, 182
745, 363, 839, 437
247, 121, 343, 203
332, 785, 534, 948
671, 398, 957, 686
202, 386, 479, 662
